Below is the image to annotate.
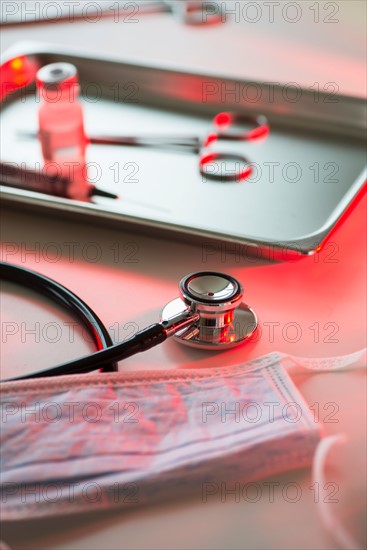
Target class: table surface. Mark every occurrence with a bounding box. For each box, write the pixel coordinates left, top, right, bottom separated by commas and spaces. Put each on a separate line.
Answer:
1, 2, 366, 549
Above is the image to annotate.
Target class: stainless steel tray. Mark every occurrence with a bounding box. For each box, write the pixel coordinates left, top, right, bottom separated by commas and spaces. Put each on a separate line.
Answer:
1, 41, 366, 257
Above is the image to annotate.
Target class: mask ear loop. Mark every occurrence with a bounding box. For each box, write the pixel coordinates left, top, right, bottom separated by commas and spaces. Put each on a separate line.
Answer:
281, 349, 366, 373
312, 435, 362, 550
280, 349, 366, 550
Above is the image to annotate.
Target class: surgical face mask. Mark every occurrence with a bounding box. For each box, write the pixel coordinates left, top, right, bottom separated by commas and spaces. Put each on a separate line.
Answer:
0, 351, 321, 518
0, 349, 364, 549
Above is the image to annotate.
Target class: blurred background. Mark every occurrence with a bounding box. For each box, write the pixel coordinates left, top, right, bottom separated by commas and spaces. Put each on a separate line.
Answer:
1, 1, 366, 97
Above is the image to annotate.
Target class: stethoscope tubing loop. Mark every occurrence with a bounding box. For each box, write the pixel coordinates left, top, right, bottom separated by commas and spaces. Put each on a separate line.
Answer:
0, 262, 117, 380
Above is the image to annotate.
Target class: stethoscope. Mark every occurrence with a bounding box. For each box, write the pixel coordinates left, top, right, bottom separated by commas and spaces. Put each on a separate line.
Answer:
0, 262, 258, 382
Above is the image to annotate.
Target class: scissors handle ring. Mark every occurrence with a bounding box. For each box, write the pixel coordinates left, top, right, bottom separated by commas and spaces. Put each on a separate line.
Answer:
199, 152, 252, 182
212, 112, 270, 142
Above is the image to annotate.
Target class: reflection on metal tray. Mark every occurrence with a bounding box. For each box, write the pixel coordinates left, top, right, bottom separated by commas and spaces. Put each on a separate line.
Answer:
1, 41, 366, 257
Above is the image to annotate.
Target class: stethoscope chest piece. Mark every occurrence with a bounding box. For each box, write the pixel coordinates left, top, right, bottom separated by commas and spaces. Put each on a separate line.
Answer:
161, 272, 258, 350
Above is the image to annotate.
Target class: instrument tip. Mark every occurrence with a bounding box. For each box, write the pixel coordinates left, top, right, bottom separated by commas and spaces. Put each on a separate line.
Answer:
91, 187, 118, 200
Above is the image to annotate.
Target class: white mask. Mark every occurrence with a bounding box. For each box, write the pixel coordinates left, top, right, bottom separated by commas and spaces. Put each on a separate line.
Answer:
0, 349, 365, 550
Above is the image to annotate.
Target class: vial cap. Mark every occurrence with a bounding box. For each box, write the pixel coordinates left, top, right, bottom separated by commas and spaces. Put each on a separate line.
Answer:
36, 63, 78, 90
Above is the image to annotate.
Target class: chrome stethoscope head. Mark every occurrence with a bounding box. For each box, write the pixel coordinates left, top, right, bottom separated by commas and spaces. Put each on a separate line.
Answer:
161, 271, 258, 350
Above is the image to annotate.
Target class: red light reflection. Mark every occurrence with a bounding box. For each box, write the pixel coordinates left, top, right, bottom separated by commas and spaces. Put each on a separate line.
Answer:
0, 56, 39, 101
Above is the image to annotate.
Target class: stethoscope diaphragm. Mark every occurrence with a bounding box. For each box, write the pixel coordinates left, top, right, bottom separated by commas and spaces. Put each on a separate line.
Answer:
161, 272, 258, 350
